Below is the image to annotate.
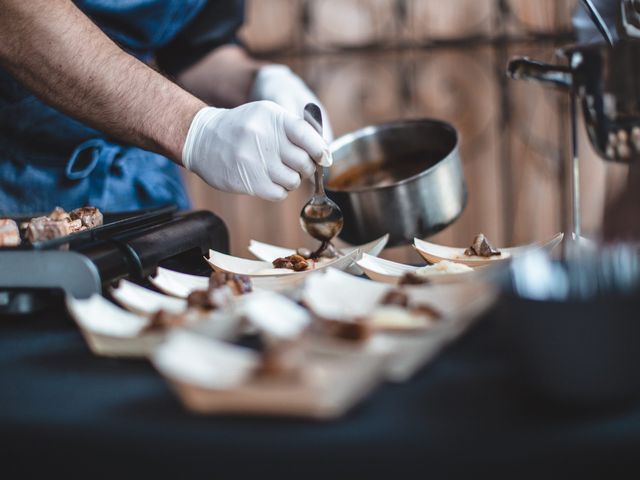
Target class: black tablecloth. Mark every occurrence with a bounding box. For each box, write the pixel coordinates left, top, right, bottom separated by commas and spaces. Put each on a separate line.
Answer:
2, 305, 640, 479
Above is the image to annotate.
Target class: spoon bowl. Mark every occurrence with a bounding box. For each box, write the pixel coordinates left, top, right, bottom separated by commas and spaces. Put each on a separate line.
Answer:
300, 190, 344, 242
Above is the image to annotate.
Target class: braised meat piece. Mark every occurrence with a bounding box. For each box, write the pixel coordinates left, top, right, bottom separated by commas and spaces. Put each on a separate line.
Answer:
187, 290, 218, 310
464, 233, 501, 257
272, 254, 310, 272
398, 272, 431, 286
186, 273, 253, 311
209, 272, 252, 295
255, 341, 304, 381
320, 318, 371, 342
0, 219, 21, 247
145, 310, 188, 331
188, 287, 236, 310
70, 206, 103, 228
380, 289, 409, 307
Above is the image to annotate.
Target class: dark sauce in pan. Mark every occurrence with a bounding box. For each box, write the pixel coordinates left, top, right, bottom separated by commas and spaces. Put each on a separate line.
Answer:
327, 152, 440, 191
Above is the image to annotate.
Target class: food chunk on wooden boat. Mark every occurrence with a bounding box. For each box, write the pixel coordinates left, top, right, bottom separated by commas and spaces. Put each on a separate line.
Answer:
272, 254, 312, 272
464, 233, 501, 258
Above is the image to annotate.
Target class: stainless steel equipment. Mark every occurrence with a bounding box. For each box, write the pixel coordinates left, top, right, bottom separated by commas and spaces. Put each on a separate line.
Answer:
580, 0, 616, 45
326, 119, 466, 247
508, 40, 640, 164
619, 0, 640, 38
508, 37, 640, 245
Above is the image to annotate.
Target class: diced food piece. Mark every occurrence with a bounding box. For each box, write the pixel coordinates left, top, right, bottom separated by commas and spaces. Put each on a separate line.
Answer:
0, 219, 21, 247
20, 205, 102, 244
145, 310, 189, 331
25, 218, 73, 243
255, 341, 305, 381
398, 272, 431, 286
273, 254, 310, 272
186, 272, 252, 311
67, 219, 85, 233
70, 206, 103, 228
464, 233, 501, 257
209, 272, 252, 296
48, 206, 71, 222
187, 290, 216, 310
187, 287, 234, 311
319, 318, 371, 342
380, 289, 409, 307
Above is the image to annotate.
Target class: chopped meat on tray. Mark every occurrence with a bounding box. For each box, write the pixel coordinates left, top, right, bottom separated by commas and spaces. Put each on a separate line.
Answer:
0, 219, 21, 247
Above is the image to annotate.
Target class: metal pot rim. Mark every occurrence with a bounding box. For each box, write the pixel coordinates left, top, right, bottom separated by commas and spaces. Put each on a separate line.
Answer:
327, 118, 460, 194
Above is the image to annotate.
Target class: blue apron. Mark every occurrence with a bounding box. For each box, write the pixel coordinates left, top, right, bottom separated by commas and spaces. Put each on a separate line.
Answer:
0, 0, 208, 214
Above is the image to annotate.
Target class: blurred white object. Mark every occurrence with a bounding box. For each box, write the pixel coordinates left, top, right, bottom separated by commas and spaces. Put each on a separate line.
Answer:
111, 279, 186, 316
67, 294, 148, 338
182, 102, 326, 201
303, 268, 389, 321
302, 268, 499, 382
153, 331, 258, 390
251, 64, 334, 146
150, 267, 209, 298
66, 294, 164, 357
239, 291, 311, 340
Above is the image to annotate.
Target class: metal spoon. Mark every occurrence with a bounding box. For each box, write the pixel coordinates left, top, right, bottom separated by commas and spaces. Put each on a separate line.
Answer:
299, 103, 344, 257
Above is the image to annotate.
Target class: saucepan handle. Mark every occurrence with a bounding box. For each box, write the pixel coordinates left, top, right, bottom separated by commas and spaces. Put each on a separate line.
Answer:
507, 57, 573, 90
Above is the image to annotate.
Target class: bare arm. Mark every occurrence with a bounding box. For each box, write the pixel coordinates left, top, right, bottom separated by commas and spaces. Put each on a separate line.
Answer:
175, 44, 265, 108
0, 0, 206, 163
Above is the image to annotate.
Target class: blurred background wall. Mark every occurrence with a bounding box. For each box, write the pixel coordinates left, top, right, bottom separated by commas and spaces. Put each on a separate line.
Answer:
184, 0, 629, 262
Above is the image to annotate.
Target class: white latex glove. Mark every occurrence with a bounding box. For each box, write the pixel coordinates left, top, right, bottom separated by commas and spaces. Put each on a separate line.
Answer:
250, 64, 334, 142
182, 101, 332, 202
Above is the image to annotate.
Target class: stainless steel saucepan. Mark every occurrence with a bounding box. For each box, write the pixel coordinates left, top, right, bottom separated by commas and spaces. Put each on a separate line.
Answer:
326, 119, 467, 247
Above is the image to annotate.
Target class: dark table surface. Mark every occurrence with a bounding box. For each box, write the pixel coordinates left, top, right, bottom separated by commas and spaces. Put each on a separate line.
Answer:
2, 301, 640, 479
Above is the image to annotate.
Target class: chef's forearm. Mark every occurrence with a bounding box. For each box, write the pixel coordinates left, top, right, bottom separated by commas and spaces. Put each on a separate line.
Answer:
0, 0, 205, 163
175, 44, 265, 108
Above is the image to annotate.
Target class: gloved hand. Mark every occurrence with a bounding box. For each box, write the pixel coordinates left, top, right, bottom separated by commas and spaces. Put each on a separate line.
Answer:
250, 64, 334, 142
182, 101, 331, 202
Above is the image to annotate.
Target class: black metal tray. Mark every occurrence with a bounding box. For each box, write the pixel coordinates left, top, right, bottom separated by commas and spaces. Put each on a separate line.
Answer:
2, 205, 177, 250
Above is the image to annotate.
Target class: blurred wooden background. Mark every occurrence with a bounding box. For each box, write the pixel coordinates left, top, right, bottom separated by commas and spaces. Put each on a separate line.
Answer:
184, 0, 629, 262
